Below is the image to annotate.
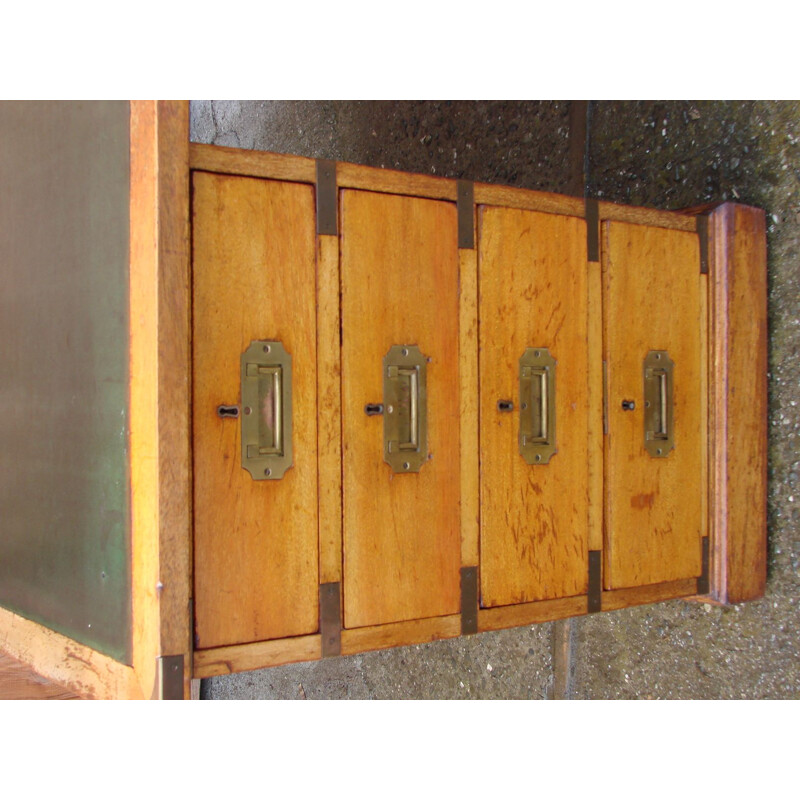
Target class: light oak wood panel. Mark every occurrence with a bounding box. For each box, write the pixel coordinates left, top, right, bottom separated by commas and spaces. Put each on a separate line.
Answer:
341, 190, 461, 629
603, 221, 703, 589
459, 247, 480, 567
598, 201, 697, 232
587, 259, 604, 552
193, 635, 321, 678
154, 101, 193, 670
189, 142, 316, 184
130, 100, 191, 699
474, 183, 585, 217
0, 651, 79, 700
317, 234, 343, 584
601, 578, 698, 612
478, 596, 587, 632
478, 207, 590, 606
129, 100, 160, 698
708, 204, 767, 603
337, 161, 457, 201
0, 607, 142, 699
340, 616, 460, 656
193, 172, 319, 649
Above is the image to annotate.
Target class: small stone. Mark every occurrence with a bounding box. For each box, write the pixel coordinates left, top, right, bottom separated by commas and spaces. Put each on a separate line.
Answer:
704, 603, 712, 612
487, 663, 493, 672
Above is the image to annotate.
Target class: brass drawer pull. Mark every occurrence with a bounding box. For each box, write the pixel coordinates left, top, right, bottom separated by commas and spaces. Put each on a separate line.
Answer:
644, 350, 674, 458
519, 348, 557, 464
241, 340, 293, 479
382, 345, 428, 473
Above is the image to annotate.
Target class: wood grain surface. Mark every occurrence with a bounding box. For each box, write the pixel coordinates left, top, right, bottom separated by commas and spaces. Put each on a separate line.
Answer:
603, 221, 703, 589
459, 247, 480, 567
190, 142, 316, 184
340, 190, 461, 629
0, 606, 141, 699
598, 201, 697, 232
193, 635, 321, 678
601, 578, 698, 612
129, 100, 192, 699
154, 101, 193, 673
587, 258, 604, 552
340, 615, 460, 655
474, 183, 585, 218
337, 161, 457, 201
478, 595, 587, 632
129, 100, 161, 696
317, 235, 343, 584
708, 203, 767, 602
192, 172, 319, 649
478, 207, 590, 606
0, 651, 80, 700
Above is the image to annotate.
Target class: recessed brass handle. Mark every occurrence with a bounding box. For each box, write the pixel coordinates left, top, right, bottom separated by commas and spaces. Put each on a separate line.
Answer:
241, 340, 293, 480
382, 345, 428, 473
519, 348, 557, 465
643, 350, 674, 458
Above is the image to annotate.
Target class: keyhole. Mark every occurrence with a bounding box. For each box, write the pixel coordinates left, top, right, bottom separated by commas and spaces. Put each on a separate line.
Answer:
621, 400, 636, 411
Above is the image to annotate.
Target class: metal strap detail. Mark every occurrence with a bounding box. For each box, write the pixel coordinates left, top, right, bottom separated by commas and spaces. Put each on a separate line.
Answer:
320, 582, 341, 657
588, 551, 602, 613
316, 159, 338, 235
586, 197, 599, 262
457, 180, 474, 249
460, 567, 478, 634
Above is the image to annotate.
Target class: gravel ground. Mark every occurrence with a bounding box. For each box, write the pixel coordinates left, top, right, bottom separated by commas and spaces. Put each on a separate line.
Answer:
191, 100, 799, 700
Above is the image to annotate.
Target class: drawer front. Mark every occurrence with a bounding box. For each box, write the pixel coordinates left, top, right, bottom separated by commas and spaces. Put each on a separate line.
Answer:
340, 190, 461, 629
192, 172, 319, 649
478, 206, 590, 606
603, 221, 704, 589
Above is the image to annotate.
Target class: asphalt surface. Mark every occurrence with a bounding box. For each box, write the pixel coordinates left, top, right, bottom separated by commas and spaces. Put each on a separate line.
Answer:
191, 100, 799, 699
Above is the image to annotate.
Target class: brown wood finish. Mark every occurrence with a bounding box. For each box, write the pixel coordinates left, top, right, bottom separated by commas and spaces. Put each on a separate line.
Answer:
337, 161, 457, 201
700, 273, 709, 548
603, 221, 704, 589
0, 651, 80, 700
193, 635, 321, 678
0, 607, 142, 699
478, 596, 587, 632
340, 616, 461, 656
129, 100, 192, 699
708, 204, 768, 603
601, 578, 698, 612
130, 100, 161, 698
479, 207, 590, 606
317, 234, 343, 584
587, 259, 604, 552
192, 172, 319, 649
459, 247, 480, 567
340, 190, 461, 629
155, 101, 193, 676
474, 183, 585, 218
189, 142, 316, 184
598, 201, 697, 232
